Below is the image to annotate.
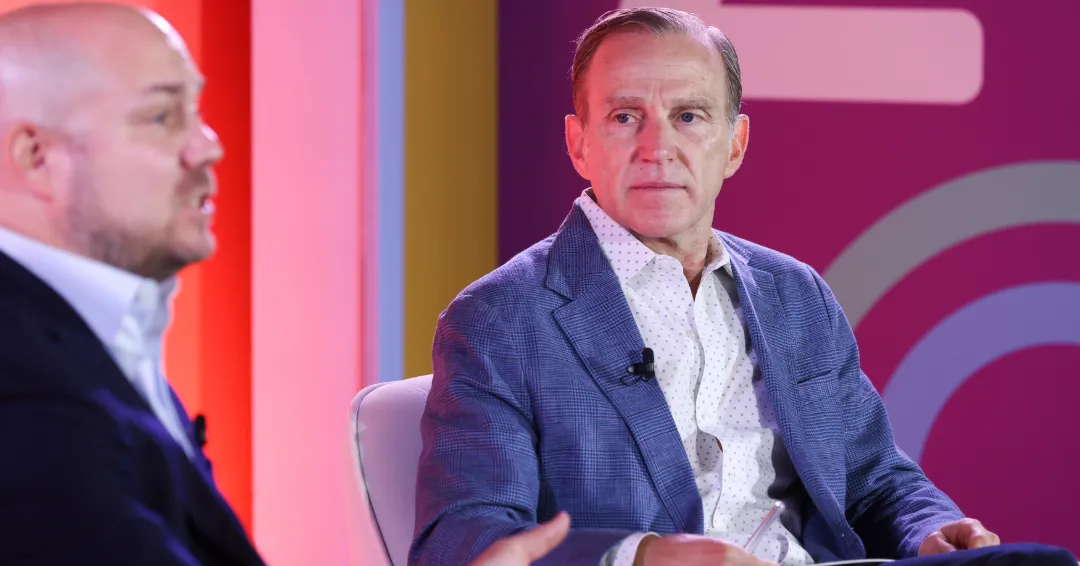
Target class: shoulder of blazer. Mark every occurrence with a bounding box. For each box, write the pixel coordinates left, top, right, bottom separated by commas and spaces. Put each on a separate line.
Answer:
0, 251, 119, 398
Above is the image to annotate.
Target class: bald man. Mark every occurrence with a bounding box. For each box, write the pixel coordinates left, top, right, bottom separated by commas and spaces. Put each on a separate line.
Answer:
0, 3, 264, 565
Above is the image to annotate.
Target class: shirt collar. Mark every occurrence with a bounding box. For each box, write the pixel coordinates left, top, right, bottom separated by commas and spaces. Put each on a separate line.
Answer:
0, 225, 177, 346
575, 189, 731, 284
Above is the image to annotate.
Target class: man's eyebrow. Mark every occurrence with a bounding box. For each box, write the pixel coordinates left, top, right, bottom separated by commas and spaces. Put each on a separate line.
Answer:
601, 95, 720, 113
602, 95, 648, 109
141, 79, 205, 97
670, 96, 718, 112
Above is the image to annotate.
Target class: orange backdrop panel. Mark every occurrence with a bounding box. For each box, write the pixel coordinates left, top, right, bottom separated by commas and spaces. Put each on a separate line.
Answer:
189, 0, 253, 534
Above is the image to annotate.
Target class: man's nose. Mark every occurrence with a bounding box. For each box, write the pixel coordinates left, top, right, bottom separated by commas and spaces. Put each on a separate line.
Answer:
635, 118, 676, 164
183, 123, 224, 168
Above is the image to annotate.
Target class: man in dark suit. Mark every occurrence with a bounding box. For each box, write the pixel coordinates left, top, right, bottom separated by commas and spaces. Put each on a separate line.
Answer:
410, 7, 1076, 566
0, 3, 264, 564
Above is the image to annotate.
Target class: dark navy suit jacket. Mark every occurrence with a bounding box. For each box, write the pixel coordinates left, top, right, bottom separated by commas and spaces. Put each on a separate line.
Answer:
410, 204, 965, 566
0, 251, 264, 565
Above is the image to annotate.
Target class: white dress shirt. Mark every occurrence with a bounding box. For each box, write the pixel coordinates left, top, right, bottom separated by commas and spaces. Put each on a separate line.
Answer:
0, 226, 194, 458
576, 194, 813, 566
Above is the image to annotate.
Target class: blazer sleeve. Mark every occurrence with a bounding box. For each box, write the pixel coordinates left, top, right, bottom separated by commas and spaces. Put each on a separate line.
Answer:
409, 294, 635, 566
0, 396, 201, 566
810, 269, 965, 558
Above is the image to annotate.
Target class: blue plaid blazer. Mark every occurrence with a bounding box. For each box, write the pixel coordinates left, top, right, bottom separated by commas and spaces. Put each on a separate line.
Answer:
410, 204, 963, 566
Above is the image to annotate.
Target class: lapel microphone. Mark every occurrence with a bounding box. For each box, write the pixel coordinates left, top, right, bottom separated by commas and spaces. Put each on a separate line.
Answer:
622, 347, 655, 385
194, 414, 207, 448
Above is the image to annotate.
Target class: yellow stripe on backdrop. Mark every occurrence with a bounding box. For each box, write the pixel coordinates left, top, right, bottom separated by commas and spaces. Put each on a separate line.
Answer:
405, 0, 498, 378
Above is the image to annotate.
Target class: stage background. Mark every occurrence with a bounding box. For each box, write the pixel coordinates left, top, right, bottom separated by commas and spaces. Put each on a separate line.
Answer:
1, 0, 1075, 563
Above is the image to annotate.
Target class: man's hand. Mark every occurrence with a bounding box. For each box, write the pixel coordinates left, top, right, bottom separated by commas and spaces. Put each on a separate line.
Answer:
919, 518, 1001, 556
469, 512, 571, 566
635, 534, 778, 566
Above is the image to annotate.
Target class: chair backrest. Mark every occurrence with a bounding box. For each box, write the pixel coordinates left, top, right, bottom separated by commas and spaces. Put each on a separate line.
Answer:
348, 375, 433, 566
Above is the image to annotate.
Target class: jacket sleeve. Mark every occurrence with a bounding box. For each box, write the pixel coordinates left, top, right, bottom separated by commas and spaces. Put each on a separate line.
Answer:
409, 294, 636, 566
810, 269, 965, 558
0, 396, 202, 566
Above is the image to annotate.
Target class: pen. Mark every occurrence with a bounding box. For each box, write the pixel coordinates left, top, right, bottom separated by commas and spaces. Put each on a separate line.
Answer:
743, 501, 784, 555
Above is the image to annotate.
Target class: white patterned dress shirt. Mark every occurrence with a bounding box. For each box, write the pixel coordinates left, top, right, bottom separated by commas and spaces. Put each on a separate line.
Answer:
0, 226, 194, 458
575, 193, 814, 566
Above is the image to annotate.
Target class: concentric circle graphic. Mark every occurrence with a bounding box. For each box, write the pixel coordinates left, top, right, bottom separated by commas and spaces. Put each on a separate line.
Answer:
824, 161, 1080, 458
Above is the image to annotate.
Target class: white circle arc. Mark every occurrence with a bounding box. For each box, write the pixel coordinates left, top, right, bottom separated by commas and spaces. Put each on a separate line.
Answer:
822, 161, 1080, 462
823, 161, 1080, 329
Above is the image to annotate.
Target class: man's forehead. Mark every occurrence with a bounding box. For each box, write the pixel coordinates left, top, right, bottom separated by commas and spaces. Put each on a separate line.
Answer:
106, 36, 202, 97
587, 33, 725, 103
594, 31, 719, 67
0, 4, 203, 119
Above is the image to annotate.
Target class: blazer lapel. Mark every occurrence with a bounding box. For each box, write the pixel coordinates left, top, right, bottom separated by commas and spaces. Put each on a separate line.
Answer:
546, 206, 704, 534
0, 252, 159, 417
721, 241, 794, 440
721, 235, 840, 526
166, 379, 263, 565
167, 389, 213, 474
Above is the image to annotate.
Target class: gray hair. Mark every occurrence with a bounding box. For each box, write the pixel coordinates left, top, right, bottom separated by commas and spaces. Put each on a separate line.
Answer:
571, 7, 742, 125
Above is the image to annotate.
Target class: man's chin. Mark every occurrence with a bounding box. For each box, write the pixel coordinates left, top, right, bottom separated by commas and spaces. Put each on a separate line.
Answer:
185, 238, 217, 264
624, 217, 695, 241
166, 236, 216, 271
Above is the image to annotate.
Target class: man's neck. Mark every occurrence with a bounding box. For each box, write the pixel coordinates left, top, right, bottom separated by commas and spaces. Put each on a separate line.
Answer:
635, 226, 715, 296
0, 216, 65, 251
0, 218, 174, 284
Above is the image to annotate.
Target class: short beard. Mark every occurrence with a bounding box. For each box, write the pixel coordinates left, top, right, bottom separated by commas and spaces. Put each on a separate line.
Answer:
64, 183, 183, 282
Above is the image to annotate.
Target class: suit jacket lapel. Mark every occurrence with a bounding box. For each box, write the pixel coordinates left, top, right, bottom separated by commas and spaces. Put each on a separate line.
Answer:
167, 389, 212, 473
721, 235, 837, 524
720, 240, 794, 440
0, 252, 156, 414
164, 363, 261, 565
546, 206, 704, 534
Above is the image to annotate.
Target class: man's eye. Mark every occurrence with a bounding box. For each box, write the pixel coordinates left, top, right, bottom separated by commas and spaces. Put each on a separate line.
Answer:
154, 110, 176, 126
679, 112, 697, 123
153, 106, 191, 128
614, 113, 634, 124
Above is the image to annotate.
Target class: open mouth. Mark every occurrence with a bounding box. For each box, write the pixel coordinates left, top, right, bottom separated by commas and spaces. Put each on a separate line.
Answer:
189, 193, 215, 215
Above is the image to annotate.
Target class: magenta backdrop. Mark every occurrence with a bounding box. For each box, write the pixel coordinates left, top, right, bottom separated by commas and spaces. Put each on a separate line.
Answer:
499, 0, 1080, 554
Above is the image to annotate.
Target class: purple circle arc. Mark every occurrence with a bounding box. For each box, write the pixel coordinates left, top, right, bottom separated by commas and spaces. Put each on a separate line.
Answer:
882, 282, 1080, 462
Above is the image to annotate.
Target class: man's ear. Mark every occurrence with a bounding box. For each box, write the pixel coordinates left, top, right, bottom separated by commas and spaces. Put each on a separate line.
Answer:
7, 123, 57, 199
565, 113, 589, 180
723, 114, 750, 179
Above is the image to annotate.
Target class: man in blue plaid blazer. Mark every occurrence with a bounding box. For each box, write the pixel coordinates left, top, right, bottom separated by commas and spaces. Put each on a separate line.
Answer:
411, 7, 1073, 566
414, 199, 1080, 566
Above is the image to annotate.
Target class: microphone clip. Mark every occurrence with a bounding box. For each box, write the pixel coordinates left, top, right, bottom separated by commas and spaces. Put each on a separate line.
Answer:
621, 347, 655, 385
194, 414, 208, 448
